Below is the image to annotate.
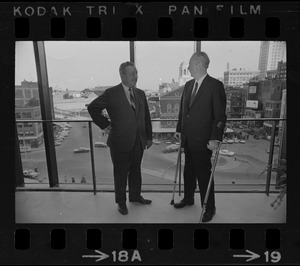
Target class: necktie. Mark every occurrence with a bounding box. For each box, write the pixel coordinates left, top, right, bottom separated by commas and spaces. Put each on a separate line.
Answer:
189, 81, 198, 108
129, 88, 136, 110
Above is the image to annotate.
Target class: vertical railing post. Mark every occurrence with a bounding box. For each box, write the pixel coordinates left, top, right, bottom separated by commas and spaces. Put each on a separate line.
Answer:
88, 121, 97, 195
276, 118, 286, 187
265, 120, 277, 196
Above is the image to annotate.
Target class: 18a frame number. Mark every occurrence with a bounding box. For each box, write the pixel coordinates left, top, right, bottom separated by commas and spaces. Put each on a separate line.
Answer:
112, 250, 141, 262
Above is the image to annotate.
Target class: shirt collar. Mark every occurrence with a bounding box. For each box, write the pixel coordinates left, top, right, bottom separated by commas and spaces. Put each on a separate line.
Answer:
195, 73, 207, 85
122, 82, 130, 91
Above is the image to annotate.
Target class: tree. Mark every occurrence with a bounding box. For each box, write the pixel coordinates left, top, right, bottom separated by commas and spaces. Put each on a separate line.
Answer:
259, 158, 286, 210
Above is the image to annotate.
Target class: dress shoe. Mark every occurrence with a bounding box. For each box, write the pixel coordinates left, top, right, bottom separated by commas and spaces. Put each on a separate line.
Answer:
118, 202, 128, 215
174, 198, 194, 209
129, 196, 152, 204
202, 208, 216, 223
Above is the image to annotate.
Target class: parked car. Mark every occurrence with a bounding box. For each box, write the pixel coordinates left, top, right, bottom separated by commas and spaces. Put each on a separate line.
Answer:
153, 139, 161, 145
23, 169, 40, 179
240, 140, 246, 144
20, 145, 32, 153
219, 149, 235, 157
162, 144, 180, 153
74, 147, 90, 153
226, 139, 234, 144
233, 138, 240, 143
94, 142, 108, 148
55, 141, 62, 146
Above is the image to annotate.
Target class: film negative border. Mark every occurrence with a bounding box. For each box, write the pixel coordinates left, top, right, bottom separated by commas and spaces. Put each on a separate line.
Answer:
1, 1, 300, 265
2, 225, 292, 264
10, 2, 290, 40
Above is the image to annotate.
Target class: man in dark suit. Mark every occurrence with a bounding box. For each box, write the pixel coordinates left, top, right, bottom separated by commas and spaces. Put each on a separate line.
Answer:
174, 52, 227, 222
88, 61, 153, 215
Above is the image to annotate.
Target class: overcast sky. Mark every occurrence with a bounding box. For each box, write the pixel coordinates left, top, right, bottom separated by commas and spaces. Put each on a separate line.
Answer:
15, 41, 262, 91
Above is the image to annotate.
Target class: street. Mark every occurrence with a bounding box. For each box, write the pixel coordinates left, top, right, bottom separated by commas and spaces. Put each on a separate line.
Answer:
21, 118, 279, 186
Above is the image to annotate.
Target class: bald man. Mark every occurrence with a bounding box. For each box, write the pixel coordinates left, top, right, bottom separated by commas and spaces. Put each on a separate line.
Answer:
174, 52, 227, 222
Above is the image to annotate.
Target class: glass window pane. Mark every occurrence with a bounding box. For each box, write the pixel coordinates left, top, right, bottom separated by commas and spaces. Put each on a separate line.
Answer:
15, 41, 49, 186
44, 41, 130, 186
135, 41, 194, 189
135, 41, 286, 191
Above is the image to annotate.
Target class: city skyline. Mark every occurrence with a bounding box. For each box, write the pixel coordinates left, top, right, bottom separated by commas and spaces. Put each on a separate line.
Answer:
15, 41, 283, 92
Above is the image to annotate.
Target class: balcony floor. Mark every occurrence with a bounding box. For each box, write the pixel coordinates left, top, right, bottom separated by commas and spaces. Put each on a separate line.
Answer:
15, 191, 286, 223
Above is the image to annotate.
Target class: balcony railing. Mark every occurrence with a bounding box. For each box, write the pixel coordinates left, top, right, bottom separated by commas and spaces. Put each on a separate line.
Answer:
15, 118, 286, 196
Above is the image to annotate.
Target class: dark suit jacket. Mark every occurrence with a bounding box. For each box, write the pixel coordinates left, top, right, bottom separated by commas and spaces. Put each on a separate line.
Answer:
176, 75, 227, 151
87, 83, 152, 152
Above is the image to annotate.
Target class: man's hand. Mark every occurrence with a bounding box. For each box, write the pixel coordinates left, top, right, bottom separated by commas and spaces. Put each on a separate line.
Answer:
207, 140, 220, 151
103, 124, 112, 134
146, 140, 153, 149
174, 132, 181, 140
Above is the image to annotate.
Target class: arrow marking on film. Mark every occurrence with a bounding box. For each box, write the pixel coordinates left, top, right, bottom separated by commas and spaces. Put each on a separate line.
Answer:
233, 249, 260, 262
82, 250, 110, 262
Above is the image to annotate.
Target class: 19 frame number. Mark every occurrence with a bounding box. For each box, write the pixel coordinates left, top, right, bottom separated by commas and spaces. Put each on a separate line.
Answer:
265, 251, 281, 263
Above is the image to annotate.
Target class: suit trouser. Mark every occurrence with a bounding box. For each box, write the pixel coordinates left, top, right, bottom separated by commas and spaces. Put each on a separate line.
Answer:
110, 135, 144, 204
183, 144, 215, 211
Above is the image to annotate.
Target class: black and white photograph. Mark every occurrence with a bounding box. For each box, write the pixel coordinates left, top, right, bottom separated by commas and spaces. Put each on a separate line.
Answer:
15, 40, 287, 224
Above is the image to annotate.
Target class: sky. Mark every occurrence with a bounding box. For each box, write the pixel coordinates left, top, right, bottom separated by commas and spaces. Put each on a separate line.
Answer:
15, 41, 262, 91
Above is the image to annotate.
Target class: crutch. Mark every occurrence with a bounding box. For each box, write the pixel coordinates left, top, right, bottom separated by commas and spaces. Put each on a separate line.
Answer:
170, 142, 182, 205
199, 141, 222, 223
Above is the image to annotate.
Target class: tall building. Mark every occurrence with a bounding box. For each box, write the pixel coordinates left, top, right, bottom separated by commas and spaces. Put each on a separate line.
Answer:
225, 86, 248, 118
277, 61, 287, 80
15, 80, 57, 148
223, 68, 260, 87
243, 79, 285, 132
160, 86, 183, 129
15, 80, 40, 107
15, 80, 44, 148
154, 86, 184, 140
15, 106, 44, 148
258, 41, 286, 79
